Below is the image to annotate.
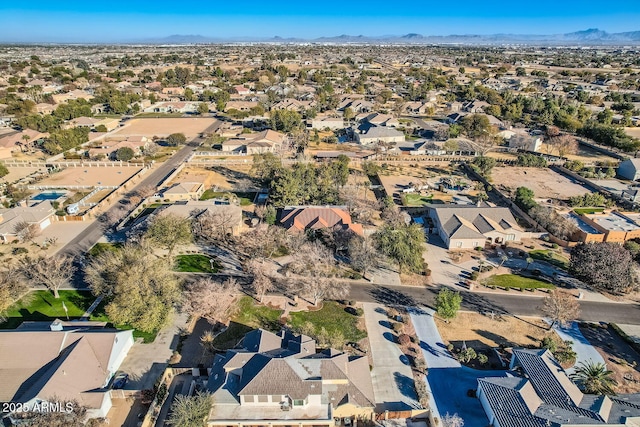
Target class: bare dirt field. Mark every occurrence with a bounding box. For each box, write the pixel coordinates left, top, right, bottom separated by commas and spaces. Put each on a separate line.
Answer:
491, 166, 590, 200
625, 127, 640, 139
437, 312, 553, 354
0, 166, 45, 184
170, 167, 215, 187
579, 324, 640, 393
112, 117, 220, 139
37, 166, 142, 187
208, 165, 257, 190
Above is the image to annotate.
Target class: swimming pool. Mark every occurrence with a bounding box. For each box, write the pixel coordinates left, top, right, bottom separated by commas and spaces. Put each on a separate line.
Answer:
32, 191, 68, 201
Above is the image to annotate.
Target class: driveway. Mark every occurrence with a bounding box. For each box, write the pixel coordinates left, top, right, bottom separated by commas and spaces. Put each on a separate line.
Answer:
552, 321, 605, 374
424, 236, 477, 290
410, 307, 503, 427
363, 303, 420, 411
118, 311, 189, 390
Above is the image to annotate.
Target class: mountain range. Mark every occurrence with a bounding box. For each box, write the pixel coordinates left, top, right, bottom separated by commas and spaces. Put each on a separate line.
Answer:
135, 29, 640, 45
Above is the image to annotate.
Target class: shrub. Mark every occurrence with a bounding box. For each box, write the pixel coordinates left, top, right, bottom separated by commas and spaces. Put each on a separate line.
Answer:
392, 322, 405, 334
475, 246, 483, 251
470, 271, 479, 281
12, 247, 28, 255
398, 334, 411, 346
478, 353, 489, 365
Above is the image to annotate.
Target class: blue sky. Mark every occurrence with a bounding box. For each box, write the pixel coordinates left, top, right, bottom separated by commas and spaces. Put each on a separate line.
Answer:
1, 0, 639, 42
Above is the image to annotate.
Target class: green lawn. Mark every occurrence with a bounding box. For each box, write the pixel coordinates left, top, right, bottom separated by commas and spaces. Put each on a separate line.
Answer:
529, 249, 570, 270
289, 301, 367, 343
402, 193, 433, 207
0, 290, 102, 329
88, 242, 124, 257
174, 254, 222, 273
200, 190, 254, 205
484, 274, 555, 290
213, 296, 282, 350
573, 208, 605, 215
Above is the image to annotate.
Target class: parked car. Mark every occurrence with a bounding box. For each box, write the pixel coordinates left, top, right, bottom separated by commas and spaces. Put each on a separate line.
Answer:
111, 372, 129, 389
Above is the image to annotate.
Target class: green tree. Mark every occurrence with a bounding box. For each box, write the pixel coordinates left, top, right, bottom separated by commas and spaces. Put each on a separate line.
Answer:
472, 156, 496, 177
435, 288, 462, 323
145, 213, 193, 260
460, 114, 492, 139
0, 162, 8, 178
167, 392, 213, 427
515, 187, 536, 212
85, 243, 181, 333
373, 223, 426, 273
570, 361, 617, 395
95, 124, 108, 133
270, 109, 302, 133
115, 146, 135, 161
166, 133, 187, 146
197, 102, 209, 115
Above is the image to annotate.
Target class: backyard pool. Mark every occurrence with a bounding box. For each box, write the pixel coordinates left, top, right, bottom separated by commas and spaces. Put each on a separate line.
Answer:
32, 191, 68, 201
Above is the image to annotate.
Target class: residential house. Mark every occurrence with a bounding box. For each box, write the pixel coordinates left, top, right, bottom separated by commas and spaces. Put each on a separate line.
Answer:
622, 188, 640, 203
354, 125, 405, 146
161, 87, 185, 96
0, 129, 48, 159
50, 90, 93, 105
478, 349, 640, 427
617, 159, 640, 181
308, 116, 345, 130
159, 201, 243, 235
362, 113, 400, 127
279, 206, 364, 236
161, 181, 205, 202
35, 103, 56, 115
144, 101, 197, 114
0, 201, 56, 243
207, 329, 375, 426
0, 327, 134, 419
221, 130, 285, 154
234, 85, 251, 96
507, 134, 543, 152
225, 100, 260, 112
428, 205, 525, 249
463, 100, 490, 113
86, 136, 149, 159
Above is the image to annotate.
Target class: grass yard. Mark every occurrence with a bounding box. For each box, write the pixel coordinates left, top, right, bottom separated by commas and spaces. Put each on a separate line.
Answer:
200, 190, 254, 206
402, 193, 433, 207
213, 296, 282, 350
174, 254, 222, 273
528, 249, 570, 270
573, 207, 605, 215
88, 242, 124, 257
484, 274, 555, 290
288, 301, 367, 343
0, 290, 102, 329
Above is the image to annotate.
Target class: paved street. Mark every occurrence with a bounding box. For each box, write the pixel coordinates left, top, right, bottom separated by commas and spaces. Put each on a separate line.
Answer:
58, 142, 201, 260
363, 303, 420, 411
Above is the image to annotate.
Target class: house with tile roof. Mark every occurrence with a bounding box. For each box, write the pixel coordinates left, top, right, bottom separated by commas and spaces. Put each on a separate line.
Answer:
428, 205, 525, 249
0, 328, 134, 419
207, 329, 375, 426
477, 349, 640, 427
279, 206, 364, 236
0, 200, 55, 243
221, 129, 285, 154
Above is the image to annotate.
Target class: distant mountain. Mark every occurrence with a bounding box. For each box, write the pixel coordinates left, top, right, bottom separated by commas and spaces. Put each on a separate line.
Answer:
106, 29, 640, 45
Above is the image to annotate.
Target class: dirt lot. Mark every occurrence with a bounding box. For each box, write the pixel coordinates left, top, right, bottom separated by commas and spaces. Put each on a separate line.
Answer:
37, 166, 142, 187
437, 312, 553, 355
491, 166, 590, 200
169, 167, 215, 187
625, 127, 640, 139
0, 166, 46, 184
579, 324, 640, 393
208, 165, 256, 190
112, 117, 220, 139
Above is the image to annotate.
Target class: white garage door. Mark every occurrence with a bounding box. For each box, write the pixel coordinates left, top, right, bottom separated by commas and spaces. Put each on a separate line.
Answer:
39, 218, 51, 230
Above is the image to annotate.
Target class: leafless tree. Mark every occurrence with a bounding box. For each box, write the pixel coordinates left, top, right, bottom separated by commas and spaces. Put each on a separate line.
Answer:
20, 255, 75, 298
235, 224, 287, 260
301, 277, 349, 306
540, 289, 581, 328
246, 259, 273, 302
552, 135, 579, 158
13, 221, 40, 243
442, 413, 465, 427
192, 209, 237, 244
182, 277, 240, 325
348, 235, 380, 278
134, 184, 156, 199
0, 266, 28, 319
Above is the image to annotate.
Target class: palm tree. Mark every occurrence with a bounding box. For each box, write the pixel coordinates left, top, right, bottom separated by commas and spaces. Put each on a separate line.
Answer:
570, 361, 617, 395
525, 257, 534, 270
499, 255, 508, 268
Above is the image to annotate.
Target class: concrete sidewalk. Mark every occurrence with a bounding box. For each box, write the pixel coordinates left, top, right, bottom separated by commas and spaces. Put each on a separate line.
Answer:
363, 303, 420, 412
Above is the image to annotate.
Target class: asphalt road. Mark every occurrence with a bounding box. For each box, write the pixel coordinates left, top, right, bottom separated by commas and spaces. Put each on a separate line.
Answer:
59, 142, 200, 259
349, 282, 640, 325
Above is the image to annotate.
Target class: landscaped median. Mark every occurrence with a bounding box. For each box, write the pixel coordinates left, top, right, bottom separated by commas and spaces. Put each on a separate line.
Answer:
482, 274, 555, 291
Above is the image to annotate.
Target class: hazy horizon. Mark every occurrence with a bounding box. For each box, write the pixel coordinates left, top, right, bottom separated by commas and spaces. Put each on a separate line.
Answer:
1, 0, 640, 43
